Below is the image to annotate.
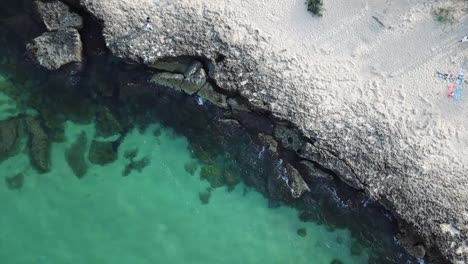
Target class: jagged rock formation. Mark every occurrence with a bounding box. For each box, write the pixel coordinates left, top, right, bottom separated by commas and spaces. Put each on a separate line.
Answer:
26, 0, 83, 70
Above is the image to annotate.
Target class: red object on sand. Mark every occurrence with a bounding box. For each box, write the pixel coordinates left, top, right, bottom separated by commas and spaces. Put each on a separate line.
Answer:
448, 84, 456, 98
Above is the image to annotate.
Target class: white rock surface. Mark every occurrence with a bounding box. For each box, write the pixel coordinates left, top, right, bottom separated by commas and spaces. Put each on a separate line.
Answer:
26, 28, 82, 70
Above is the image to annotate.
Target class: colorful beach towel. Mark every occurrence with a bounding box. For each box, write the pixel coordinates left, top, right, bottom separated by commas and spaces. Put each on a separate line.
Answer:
448, 84, 456, 98
454, 87, 464, 102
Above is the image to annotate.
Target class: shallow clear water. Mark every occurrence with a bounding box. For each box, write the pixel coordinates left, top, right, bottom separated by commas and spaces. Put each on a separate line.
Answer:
0, 121, 368, 264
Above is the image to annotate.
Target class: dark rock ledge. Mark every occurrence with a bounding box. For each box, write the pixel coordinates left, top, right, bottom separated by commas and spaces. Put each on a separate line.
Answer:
26, 0, 468, 263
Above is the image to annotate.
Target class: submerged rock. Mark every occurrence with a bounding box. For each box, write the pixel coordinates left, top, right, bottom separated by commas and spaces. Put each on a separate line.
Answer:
33, 0, 83, 31
123, 148, 138, 160
26, 29, 82, 70
39, 108, 66, 142
184, 160, 198, 175
224, 170, 241, 191
65, 132, 88, 178
199, 161, 241, 190
95, 107, 122, 138
5, 173, 24, 190
25, 117, 50, 173
200, 164, 223, 188
153, 127, 162, 138
123, 157, 150, 177
199, 188, 212, 205
0, 119, 20, 160
88, 139, 119, 165
297, 228, 307, 237
61, 97, 96, 124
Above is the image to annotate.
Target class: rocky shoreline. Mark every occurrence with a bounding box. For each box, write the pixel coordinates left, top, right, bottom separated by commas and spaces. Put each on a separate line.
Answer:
15, 0, 468, 263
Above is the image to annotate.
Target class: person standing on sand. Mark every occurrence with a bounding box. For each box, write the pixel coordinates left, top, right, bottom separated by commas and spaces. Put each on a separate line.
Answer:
144, 16, 153, 31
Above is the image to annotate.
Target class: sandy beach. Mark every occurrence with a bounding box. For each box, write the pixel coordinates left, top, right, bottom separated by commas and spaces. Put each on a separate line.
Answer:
182, 0, 468, 159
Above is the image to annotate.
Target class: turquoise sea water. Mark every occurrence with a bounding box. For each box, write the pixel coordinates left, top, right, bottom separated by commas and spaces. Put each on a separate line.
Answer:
0, 121, 368, 264
0, 1, 420, 263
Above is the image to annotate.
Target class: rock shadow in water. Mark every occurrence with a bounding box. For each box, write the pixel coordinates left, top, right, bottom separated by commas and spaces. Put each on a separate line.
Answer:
88, 139, 119, 165
5, 173, 24, 190
198, 187, 212, 205
184, 160, 198, 175
0, 118, 20, 161
122, 148, 150, 177
297, 228, 307, 237
25, 117, 51, 173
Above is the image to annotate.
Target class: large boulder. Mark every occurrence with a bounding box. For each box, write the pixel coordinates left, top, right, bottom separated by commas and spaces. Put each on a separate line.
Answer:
33, 0, 83, 31
197, 83, 227, 108
285, 163, 311, 198
150, 67, 207, 95
26, 28, 82, 70
268, 161, 311, 202
25, 117, 50, 173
